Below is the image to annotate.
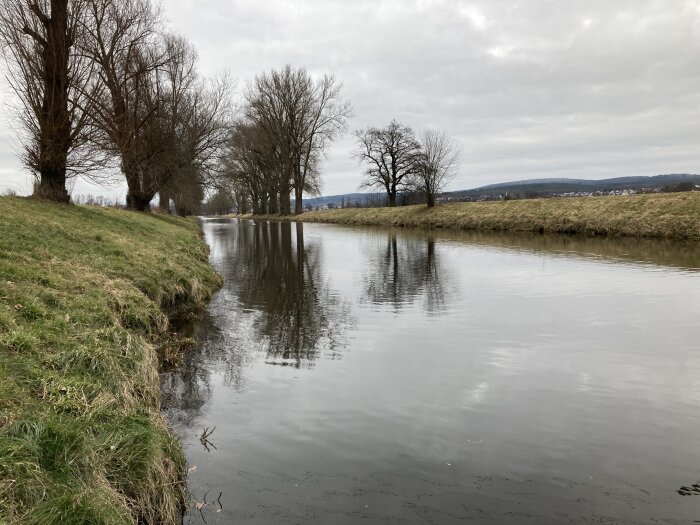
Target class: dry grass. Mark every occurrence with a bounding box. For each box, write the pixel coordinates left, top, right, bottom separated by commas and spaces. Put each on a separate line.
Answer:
240, 193, 700, 241
0, 197, 220, 524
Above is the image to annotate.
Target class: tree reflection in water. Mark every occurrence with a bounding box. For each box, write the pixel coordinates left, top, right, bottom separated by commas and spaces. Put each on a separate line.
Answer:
237, 220, 351, 367
162, 219, 351, 425
160, 307, 251, 427
364, 232, 449, 314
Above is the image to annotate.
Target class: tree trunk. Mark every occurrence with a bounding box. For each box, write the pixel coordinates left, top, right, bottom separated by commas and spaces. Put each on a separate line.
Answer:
388, 192, 397, 207
252, 196, 263, 215
426, 192, 435, 208
159, 190, 171, 213
126, 192, 152, 212
34, 0, 72, 203
269, 193, 279, 215
279, 184, 291, 215
294, 185, 303, 215
122, 157, 154, 211
238, 196, 248, 215
35, 169, 69, 203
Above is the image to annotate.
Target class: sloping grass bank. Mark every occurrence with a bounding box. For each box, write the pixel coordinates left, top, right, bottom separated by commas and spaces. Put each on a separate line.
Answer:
266, 193, 700, 240
0, 198, 220, 524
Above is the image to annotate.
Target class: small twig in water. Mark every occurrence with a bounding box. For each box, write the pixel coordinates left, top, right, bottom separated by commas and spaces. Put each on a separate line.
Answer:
200, 426, 218, 452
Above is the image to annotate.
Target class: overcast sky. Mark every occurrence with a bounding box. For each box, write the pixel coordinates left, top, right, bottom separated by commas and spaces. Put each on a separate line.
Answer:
2, 0, 700, 199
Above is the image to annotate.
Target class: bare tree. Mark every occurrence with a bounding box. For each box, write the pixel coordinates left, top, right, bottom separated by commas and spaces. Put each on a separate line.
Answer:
135, 35, 232, 213
245, 72, 292, 213
223, 121, 280, 215
291, 71, 351, 214
246, 66, 351, 215
81, 0, 163, 210
0, 0, 99, 202
354, 120, 421, 207
414, 129, 461, 207
82, 2, 231, 211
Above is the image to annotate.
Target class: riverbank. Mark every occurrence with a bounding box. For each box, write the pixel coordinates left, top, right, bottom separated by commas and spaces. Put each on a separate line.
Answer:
237, 192, 700, 241
0, 198, 220, 524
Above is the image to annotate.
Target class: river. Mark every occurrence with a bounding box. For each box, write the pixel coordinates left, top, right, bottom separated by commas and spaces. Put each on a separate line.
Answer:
161, 218, 700, 524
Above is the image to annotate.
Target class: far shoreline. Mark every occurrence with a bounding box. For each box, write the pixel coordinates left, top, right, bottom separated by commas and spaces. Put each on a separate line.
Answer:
228, 192, 700, 241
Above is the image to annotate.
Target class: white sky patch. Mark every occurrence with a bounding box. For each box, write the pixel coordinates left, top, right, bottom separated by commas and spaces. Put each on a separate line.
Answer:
488, 45, 512, 59
458, 3, 488, 30
415, 0, 444, 11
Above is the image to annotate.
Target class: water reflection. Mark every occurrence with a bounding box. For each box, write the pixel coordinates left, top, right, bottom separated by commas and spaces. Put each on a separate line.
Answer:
160, 348, 212, 428
163, 219, 700, 525
162, 220, 352, 425
364, 234, 449, 314
161, 311, 248, 427
357, 227, 700, 273
236, 221, 351, 367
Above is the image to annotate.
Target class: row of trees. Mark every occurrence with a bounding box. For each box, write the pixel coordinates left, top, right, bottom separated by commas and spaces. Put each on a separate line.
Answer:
0, 1, 461, 213
222, 66, 352, 215
220, 118, 461, 213
216, 118, 461, 213
0, 0, 230, 211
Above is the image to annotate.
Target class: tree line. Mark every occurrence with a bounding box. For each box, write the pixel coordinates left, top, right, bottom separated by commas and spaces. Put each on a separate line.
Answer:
0, 0, 461, 214
212, 116, 460, 213
224, 66, 351, 215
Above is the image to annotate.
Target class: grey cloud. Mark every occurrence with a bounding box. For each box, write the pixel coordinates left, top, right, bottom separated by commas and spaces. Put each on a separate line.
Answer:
2, 0, 699, 195
156, 0, 700, 191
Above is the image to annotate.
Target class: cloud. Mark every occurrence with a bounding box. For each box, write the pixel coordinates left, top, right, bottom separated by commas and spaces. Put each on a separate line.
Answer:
458, 4, 489, 31
2, 0, 700, 196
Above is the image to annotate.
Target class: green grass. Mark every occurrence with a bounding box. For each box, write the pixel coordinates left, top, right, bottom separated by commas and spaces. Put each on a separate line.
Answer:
0, 197, 221, 524
242, 192, 700, 241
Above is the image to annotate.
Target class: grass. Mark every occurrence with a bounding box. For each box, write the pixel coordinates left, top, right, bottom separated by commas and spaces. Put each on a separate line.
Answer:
241, 192, 700, 241
0, 197, 221, 524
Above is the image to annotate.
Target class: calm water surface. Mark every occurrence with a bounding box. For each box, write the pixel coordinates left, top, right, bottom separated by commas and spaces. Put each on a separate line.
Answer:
161, 218, 700, 524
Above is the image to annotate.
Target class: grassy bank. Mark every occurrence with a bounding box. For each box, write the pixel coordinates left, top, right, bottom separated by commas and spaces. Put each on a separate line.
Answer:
242, 193, 700, 241
0, 198, 220, 524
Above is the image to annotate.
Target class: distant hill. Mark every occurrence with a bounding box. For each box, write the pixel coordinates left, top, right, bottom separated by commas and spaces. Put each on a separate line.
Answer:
447, 174, 700, 200
298, 174, 700, 209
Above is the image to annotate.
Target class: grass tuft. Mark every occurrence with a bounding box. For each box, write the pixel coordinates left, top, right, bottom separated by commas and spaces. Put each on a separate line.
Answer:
0, 197, 220, 524
25, 489, 132, 525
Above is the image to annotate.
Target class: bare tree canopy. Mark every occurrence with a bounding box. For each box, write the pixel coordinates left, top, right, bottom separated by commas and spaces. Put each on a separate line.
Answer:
137, 36, 232, 214
0, 0, 100, 202
80, 1, 232, 211
243, 65, 352, 214
223, 121, 280, 215
414, 129, 461, 207
354, 120, 421, 207
80, 0, 162, 209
